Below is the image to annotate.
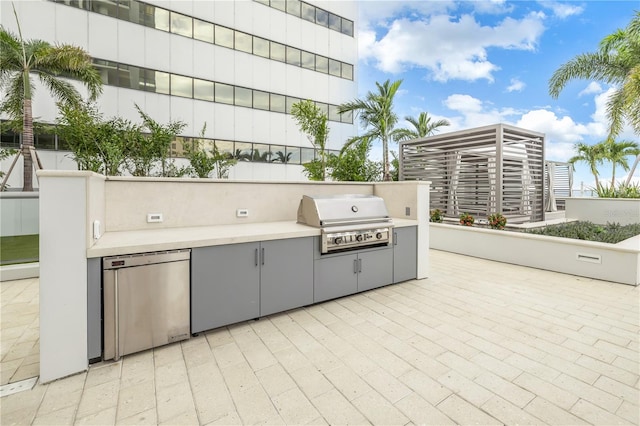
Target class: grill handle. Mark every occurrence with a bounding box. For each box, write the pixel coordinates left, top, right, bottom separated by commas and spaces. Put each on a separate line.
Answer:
254, 248, 258, 267
353, 259, 358, 274
358, 258, 362, 273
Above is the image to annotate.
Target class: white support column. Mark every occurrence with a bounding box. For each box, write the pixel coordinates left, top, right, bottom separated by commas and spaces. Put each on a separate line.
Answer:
39, 171, 92, 382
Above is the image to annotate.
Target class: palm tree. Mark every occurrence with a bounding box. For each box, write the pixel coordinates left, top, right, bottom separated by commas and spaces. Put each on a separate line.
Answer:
568, 142, 606, 190
338, 79, 403, 181
601, 139, 640, 188
549, 12, 640, 138
395, 112, 450, 142
0, 12, 102, 191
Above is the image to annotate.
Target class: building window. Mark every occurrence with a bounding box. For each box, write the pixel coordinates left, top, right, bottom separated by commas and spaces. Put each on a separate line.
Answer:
234, 31, 253, 54
253, 36, 270, 58
328, 13, 341, 32
171, 74, 193, 98
301, 51, 315, 70
170, 11, 192, 37
194, 79, 214, 101
214, 25, 234, 49
193, 19, 214, 43
315, 8, 328, 27
286, 0, 301, 17
286, 46, 301, 67
270, 42, 286, 62
234, 87, 253, 108
270, 94, 286, 113
253, 90, 270, 111
215, 82, 234, 104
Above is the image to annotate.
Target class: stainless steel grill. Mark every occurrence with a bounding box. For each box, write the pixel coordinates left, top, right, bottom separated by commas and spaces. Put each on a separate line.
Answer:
297, 194, 393, 253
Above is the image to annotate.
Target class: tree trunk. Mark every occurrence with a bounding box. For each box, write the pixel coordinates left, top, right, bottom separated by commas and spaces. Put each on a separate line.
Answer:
382, 137, 391, 181
22, 98, 34, 192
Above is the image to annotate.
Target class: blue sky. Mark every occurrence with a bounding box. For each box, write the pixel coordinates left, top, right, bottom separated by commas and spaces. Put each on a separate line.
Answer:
354, 0, 639, 189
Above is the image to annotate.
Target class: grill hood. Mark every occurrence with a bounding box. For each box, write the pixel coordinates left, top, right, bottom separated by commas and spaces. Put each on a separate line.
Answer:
297, 194, 391, 228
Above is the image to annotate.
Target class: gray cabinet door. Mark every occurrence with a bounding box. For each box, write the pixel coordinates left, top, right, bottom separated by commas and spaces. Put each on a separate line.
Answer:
314, 253, 358, 303
191, 243, 260, 333
357, 248, 393, 292
260, 237, 314, 317
393, 226, 417, 283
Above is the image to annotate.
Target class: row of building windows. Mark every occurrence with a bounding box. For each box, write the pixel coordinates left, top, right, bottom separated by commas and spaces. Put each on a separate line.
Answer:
52, 0, 354, 80
93, 59, 354, 124
254, 0, 354, 37
0, 125, 338, 166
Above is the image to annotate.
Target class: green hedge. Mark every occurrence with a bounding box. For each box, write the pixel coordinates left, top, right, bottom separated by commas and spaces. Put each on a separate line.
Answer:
525, 221, 640, 244
0, 235, 39, 265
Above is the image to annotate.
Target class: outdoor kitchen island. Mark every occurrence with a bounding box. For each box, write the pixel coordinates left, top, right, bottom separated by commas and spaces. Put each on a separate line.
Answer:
38, 171, 430, 383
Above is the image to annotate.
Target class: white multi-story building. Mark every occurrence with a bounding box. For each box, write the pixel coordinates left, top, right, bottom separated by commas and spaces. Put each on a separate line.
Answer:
0, 0, 358, 185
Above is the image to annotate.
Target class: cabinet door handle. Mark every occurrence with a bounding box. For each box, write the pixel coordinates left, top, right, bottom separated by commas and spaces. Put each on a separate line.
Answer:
358, 258, 362, 273
394, 232, 398, 245
261, 247, 265, 265
353, 259, 358, 274
255, 248, 258, 266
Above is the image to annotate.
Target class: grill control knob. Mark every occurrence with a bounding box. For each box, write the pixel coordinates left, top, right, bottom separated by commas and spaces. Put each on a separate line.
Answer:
355, 234, 363, 242
376, 232, 383, 240
334, 237, 343, 244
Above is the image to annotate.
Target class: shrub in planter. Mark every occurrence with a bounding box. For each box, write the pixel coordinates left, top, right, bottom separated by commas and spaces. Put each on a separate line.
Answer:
487, 213, 507, 230
459, 212, 474, 226
430, 209, 444, 223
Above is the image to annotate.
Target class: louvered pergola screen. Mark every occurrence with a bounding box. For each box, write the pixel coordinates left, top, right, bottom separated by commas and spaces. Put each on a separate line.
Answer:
544, 161, 573, 211
400, 124, 545, 222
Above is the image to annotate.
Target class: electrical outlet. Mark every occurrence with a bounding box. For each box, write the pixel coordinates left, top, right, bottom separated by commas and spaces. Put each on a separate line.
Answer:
405, 207, 411, 216
237, 209, 249, 218
147, 213, 163, 223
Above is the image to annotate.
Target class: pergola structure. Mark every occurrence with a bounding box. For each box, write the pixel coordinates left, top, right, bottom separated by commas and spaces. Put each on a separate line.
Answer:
400, 123, 545, 222
545, 160, 573, 212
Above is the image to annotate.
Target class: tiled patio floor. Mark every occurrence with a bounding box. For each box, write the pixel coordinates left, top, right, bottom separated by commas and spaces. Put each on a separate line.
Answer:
1, 250, 638, 425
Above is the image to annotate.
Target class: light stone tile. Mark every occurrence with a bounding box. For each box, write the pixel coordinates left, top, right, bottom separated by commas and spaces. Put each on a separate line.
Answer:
570, 398, 631, 425
181, 336, 215, 369
205, 328, 234, 348
116, 378, 156, 420
352, 390, 409, 425
271, 387, 320, 425
553, 373, 623, 413
188, 362, 236, 425
38, 387, 83, 415
32, 405, 76, 426
84, 361, 121, 389
153, 342, 185, 368
563, 338, 617, 364
338, 350, 379, 376
581, 326, 631, 347
272, 346, 311, 373
481, 395, 545, 425
436, 394, 502, 426
159, 409, 199, 425
230, 383, 279, 425
120, 350, 155, 389
437, 370, 494, 406
76, 379, 120, 419
255, 363, 297, 397
616, 400, 640, 425
2, 340, 37, 362
74, 406, 117, 425
504, 353, 561, 382
220, 361, 261, 393
10, 362, 39, 382
399, 369, 451, 405
0, 406, 38, 426
465, 336, 512, 360
290, 366, 334, 399
258, 330, 293, 354
205, 411, 242, 425
404, 350, 450, 379
436, 351, 484, 380
311, 388, 369, 425
612, 355, 640, 374
539, 352, 601, 385
118, 408, 158, 425
395, 392, 456, 425
470, 351, 522, 381
154, 358, 188, 390
595, 340, 639, 362
473, 371, 535, 408
156, 381, 197, 424
524, 397, 588, 425
305, 416, 329, 425
576, 355, 639, 386
593, 375, 639, 404
363, 367, 412, 404
323, 365, 373, 401
513, 372, 579, 410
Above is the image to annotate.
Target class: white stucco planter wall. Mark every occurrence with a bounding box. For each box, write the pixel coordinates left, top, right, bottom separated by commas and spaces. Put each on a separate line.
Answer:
430, 223, 639, 286
565, 198, 640, 226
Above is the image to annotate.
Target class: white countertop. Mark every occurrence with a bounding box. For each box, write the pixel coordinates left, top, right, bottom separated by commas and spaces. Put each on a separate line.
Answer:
87, 218, 419, 258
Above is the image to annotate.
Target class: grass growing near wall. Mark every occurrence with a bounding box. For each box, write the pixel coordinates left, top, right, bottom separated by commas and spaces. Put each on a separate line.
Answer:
0, 235, 39, 265
525, 221, 640, 244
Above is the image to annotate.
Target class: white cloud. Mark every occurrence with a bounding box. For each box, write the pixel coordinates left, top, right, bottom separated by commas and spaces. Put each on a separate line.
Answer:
443, 94, 520, 129
538, 1, 584, 19
506, 78, 526, 92
468, 0, 514, 15
578, 82, 603, 97
359, 11, 546, 81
